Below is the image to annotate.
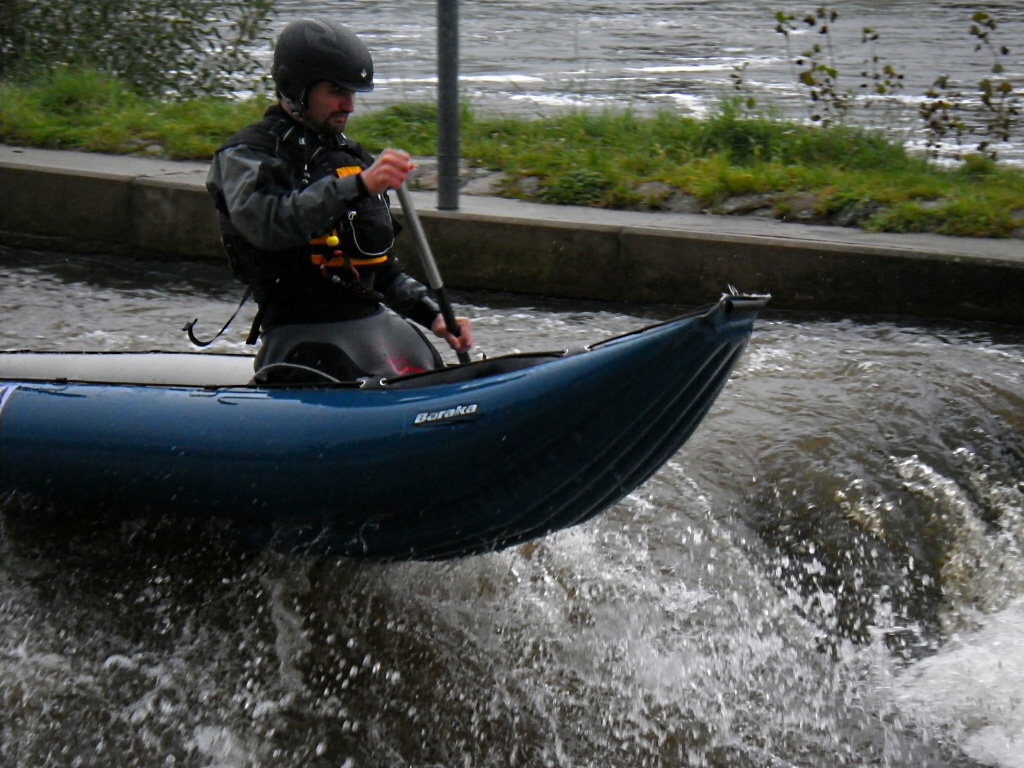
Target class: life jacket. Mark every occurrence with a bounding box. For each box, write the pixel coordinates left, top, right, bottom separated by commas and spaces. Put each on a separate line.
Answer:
191, 106, 401, 346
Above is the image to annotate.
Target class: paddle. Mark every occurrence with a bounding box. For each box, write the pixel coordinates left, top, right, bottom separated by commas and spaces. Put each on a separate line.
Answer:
396, 182, 471, 364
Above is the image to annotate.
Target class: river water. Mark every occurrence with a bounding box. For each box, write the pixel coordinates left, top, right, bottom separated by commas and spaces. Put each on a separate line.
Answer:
271, 0, 1024, 161
1, 248, 1022, 767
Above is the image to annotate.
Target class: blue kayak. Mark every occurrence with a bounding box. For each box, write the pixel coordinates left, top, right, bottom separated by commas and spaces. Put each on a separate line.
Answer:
0, 293, 767, 560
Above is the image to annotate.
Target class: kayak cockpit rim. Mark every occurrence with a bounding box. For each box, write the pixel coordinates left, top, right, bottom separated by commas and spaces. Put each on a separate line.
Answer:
0, 293, 770, 391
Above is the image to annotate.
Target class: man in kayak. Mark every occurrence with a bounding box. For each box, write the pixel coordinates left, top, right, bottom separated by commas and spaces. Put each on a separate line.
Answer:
206, 18, 472, 382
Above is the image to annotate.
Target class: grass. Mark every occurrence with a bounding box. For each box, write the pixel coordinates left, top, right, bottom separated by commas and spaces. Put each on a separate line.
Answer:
3, 68, 1023, 238
0, 69, 271, 158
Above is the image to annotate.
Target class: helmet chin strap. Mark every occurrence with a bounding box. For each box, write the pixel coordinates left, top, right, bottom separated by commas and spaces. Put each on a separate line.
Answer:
282, 88, 336, 135
280, 91, 306, 122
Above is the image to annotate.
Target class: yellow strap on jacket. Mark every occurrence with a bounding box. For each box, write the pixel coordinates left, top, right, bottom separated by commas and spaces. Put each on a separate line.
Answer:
310, 252, 389, 269
309, 230, 387, 270
309, 166, 388, 270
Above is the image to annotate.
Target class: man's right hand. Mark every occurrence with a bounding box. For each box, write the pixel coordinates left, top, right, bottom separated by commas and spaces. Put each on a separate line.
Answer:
360, 149, 415, 195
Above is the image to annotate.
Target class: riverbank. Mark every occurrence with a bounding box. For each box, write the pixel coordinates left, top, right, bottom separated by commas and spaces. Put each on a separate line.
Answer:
2, 143, 1023, 325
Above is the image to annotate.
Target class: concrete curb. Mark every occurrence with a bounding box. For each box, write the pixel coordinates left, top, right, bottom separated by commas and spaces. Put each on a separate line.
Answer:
2, 144, 1023, 324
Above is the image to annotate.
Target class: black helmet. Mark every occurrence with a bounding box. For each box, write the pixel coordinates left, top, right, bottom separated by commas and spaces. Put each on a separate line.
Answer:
272, 19, 374, 113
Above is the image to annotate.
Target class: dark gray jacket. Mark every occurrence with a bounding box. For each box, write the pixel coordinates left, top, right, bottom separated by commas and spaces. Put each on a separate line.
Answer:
206, 105, 440, 333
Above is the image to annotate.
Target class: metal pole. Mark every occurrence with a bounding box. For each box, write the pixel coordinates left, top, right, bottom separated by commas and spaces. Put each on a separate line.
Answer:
437, 0, 460, 210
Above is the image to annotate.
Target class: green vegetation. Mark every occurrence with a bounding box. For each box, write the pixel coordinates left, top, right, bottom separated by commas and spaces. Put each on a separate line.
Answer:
0, 69, 272, 157
1, 2, 1021, 237
0, 0, 274, 99
1, 2, 1020, 237
771, 8, 1021, 161
2, 69, 1023, 238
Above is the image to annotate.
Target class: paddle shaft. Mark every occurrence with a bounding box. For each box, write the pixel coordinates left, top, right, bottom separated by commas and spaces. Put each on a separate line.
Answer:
396, 183, 470, 364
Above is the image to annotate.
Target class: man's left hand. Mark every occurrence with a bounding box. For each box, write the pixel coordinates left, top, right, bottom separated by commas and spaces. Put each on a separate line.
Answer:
432, 316, 473, 354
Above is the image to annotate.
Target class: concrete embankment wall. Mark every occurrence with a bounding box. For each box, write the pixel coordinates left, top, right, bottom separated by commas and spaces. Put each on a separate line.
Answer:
2, 145, 1023, 325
